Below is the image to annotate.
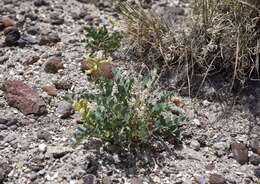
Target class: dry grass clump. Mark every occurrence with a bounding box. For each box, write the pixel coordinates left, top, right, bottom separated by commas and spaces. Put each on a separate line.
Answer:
117, 0, 260, 90
190, 0, 260, 88
115, 1, 178, 67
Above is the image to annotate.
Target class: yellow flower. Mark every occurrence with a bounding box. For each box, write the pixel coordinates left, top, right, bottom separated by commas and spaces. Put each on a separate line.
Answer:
73, 99, 88, 114
83, 53, 112, 75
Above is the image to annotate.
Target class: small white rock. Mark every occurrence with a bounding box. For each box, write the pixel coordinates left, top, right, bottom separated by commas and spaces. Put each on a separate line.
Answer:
202, 100, 211, 106
190, 140, 201, 151
38, 143, 47, 152
192, 119, 201, 126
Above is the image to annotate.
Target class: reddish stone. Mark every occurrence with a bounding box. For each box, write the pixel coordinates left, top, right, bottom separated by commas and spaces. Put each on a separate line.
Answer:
231, 142, 249, 165
41, 84, 58, 96
44, 57, 64, 73
3, 80, 47, 115
81, 60, 113, 79
1, 16, 15, 28
209, 174, 227, 184
98, 63, 113, 79
80, 60, 90, 72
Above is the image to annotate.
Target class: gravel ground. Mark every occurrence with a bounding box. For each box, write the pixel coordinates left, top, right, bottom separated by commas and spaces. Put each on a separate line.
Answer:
0, 0, 260, 184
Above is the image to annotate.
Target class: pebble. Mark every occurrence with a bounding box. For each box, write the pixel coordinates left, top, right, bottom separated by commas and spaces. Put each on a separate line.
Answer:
0, 16, 15, 30
41, 84, 58, 96
192, 118, 201, 126
27, 172, 38, 181
131, 177, 143, 184
44, 57, 64, 73
82, 174, 96, 184
0, 163, 12, 183
26, 13, 38, 21
71, 10, 88, 20
54, 80, 72, 90
209, 174, 227, 184
34, 0, 49, 7
190, 140, 200, 151
39, 32, 61, 45
9, 125, 17, 131
3, 80, 47, 115
202, 100, 211, 106
4, 26, 21, 46
47, 146, 73, 159
102, 176, 111, 184
213, 142, 229, 157
56, 101, 74, 119
50, 13, 64, 25
255, 168, 260, 178
249, 153, 260, 165
27, 26, 40, 35
24, 55, 40, 65
29, 158, 45, 172
80, 60, 90, 72
231, 142, 249, 165
250, 139, 260, 155
37, 130, 52, 142
0, 118, 18, 130
77, 0, 92, 3
88, 62, 113, 79
38, 143, 47, 153
0, 124, 8, 130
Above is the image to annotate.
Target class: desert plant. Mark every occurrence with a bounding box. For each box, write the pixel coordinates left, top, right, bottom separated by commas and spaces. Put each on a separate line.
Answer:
118, 0, 260, 91
84, 25, 123, 56
187, 0, 260, 88
115, 1, 177, 67
72, 69, 186, 148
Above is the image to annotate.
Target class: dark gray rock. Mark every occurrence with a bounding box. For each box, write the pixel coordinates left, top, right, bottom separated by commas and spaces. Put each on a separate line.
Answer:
50, 13, 64, 25
39, 32, 61, 45
82, 174, 96, 184
34, 0, 49, 7
255, 168, 260, 178
24, 55, 40, 65
0, 163, 12, 183
4, 26, 20, 46
249, 153, 260, 165
54, 80, 72, 90
37, 130, 52, 142
0, 124, 8, 130
27, 26, 40, 35
28, 157, 45, 172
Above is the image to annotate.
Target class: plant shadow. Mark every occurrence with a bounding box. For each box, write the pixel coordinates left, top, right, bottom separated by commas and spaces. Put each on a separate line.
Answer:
82, 138, 182, 181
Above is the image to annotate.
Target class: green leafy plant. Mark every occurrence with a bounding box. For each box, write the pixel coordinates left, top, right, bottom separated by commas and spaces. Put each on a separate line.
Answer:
84, 25, 123, 56
73, 69, 186, 148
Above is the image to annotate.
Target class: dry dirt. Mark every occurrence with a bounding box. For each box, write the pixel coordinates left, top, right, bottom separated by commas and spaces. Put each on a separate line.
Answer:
0, 0, 260, 184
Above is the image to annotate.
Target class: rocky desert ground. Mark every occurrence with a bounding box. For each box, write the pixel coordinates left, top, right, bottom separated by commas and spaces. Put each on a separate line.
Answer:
0, 0, 260, 184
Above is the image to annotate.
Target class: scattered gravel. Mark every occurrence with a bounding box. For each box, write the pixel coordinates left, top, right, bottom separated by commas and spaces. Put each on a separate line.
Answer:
0, 0, 259, 183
